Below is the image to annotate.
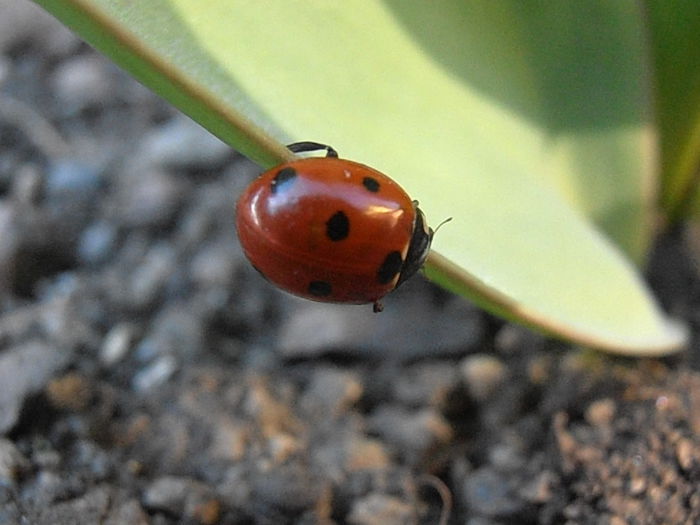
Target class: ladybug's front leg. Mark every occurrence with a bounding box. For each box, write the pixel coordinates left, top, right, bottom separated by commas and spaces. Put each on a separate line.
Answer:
287, 141, 338, 158
373, 301, 384, 313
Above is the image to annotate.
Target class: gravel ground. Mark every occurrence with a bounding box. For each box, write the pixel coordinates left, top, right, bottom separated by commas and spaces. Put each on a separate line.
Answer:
1, 3, 700, 524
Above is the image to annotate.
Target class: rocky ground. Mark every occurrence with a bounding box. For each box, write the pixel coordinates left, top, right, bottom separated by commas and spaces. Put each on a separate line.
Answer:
1, 2, 700, 524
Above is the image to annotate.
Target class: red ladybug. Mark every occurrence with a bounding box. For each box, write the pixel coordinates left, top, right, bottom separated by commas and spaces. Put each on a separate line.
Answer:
235, 142, 434, 312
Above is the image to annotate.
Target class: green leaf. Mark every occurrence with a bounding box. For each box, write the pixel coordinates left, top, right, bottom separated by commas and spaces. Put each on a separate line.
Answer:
647, 0, 700, 221
35, 0, 687, 355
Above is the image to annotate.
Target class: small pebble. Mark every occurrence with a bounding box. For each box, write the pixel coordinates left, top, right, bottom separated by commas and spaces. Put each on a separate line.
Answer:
343, 437, 390, 472
311, 434, 389, 484
33, 449, 61, 470
132, 354, 178, 391
38, 292, 101, 353
675, 438, 695, 472
115, 169, 184, 229
527, 355, 552, 385
277, 305, 348, 358
218, 466, 252, 511
628, 474, 646, 496
192, 498, 221, 525
127, 243, 177, 308
368, 406, 452, 464
36, 486, 110, 524
189, 242, 238, 288
32, 470, 64, 504
135, 305, 204, 360
72, 440, 112, 481
609, 517, 628, 525
462, 468, 524, 518
494, 324, 545, 354
0, 340, 70, 433
140, 115, 231, 169
99, 323, 134, 366
488, 442, 525, 471
347, 493, 415, 525
45, 159, 101, 199
268, 432, 302, 464
519, 470, 557, 504
243, 378, 302, 437
46, 372, 92, 411
143, 476, 216, 518
392, 362, 458, 408
461, 354, 506, 401
51, 55, 113, 112
103, 499, 149, 525
0, 438, 29, 483
250, 465, 322, 517
300, 368, 363, 418
585, 398, 616, 427
210, 419, 248, 461
11, 163, 42, 204
78, 221, 117, 265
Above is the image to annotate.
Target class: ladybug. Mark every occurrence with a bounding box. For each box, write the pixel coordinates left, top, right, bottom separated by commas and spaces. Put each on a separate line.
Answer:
236, 142, 435, 312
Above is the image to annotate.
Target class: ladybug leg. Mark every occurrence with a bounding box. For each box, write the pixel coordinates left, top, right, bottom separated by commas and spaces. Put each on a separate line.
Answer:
287, 141, 339, 158
373, 301, 384, 313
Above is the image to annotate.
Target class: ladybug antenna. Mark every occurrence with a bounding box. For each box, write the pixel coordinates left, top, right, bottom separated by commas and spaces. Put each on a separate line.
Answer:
433, 217, 453, 234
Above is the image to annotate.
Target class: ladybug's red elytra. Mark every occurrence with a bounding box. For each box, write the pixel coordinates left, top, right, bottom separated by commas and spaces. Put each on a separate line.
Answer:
235, 142, 434, 312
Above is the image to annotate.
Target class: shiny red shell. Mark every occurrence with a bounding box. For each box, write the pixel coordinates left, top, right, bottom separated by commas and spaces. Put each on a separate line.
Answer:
236, 156, 431, 307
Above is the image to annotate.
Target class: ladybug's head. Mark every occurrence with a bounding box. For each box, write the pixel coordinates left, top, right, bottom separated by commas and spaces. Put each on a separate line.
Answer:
395, 203, 434, 288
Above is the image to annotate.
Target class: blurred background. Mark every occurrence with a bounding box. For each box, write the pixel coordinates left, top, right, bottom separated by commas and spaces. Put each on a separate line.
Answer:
1, 2, 699, 524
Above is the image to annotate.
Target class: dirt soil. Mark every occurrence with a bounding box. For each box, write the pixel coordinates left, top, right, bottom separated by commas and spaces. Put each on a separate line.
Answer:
1, 3, 700, 524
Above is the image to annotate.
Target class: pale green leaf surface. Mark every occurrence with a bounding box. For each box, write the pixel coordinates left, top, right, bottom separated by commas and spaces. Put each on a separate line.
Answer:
35, 0, 686, 354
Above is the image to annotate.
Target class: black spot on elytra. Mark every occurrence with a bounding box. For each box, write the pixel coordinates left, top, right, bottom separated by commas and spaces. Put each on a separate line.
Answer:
308, 280, 332, 297
326, 211, 350, 241
270, 167, 297, 194
377, 251, 403, 284
362, 177, 380, 193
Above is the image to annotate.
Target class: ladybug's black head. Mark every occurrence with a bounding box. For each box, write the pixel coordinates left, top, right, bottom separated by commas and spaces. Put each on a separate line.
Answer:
395, 203, 433, 288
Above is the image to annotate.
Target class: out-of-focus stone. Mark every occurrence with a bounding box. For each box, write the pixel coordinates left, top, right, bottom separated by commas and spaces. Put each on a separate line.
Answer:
0, 438, 29, 484
461, 354, 507, 401
132, 354, 178, 392
301, 368, 363, 418
368, 406, 452, 464
347, 493, 415, 525
45, 372, 92, 411
51, 56, 113, 113
277, 290, 482, 360
77, 221, 117, 265
114, 169, 185, 229
461, 468, 525, 518
143, 476, 219, 521
139, 115, 231, 169
0, 340, 69, 433
99, 323, 134, 366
